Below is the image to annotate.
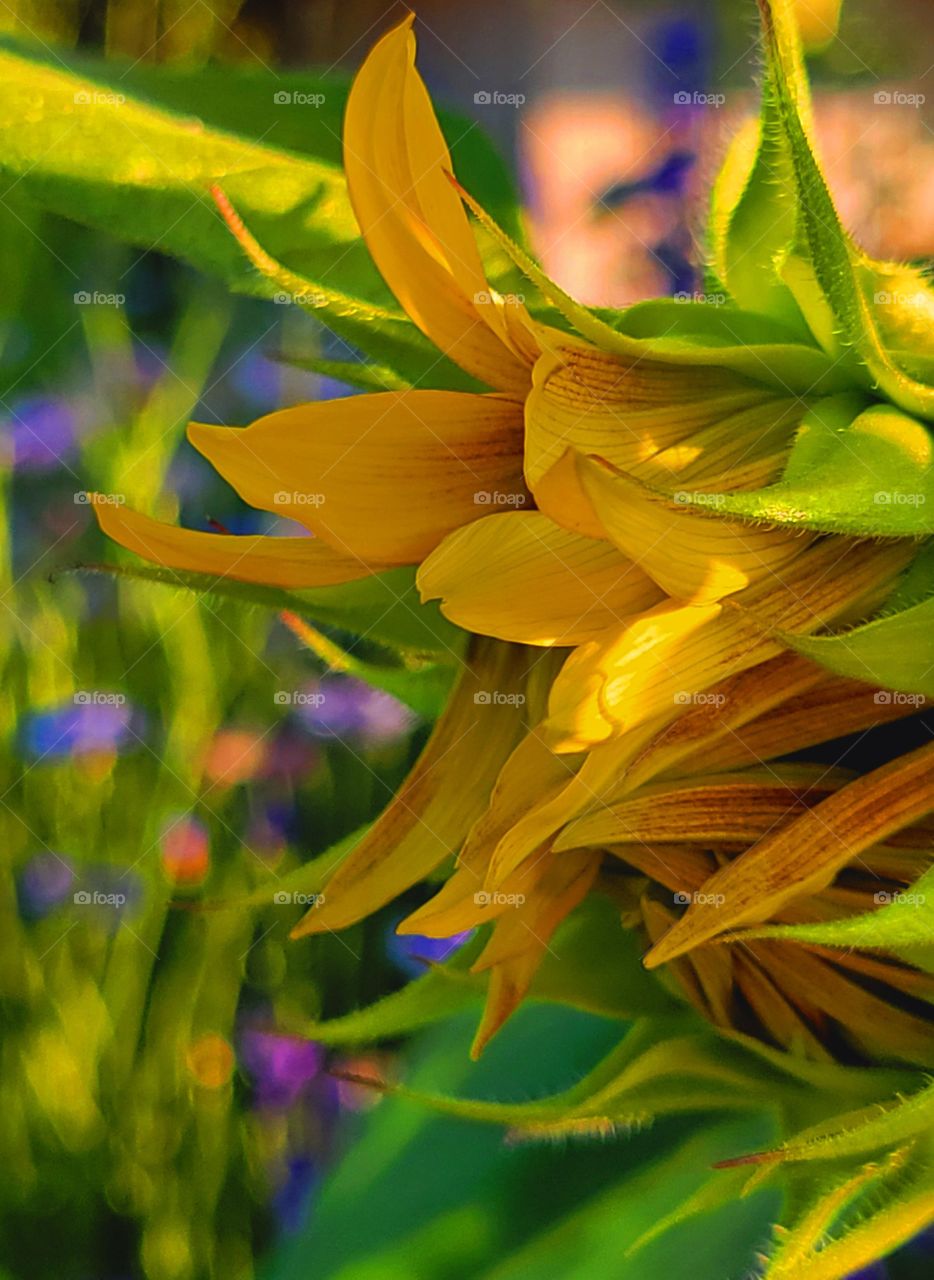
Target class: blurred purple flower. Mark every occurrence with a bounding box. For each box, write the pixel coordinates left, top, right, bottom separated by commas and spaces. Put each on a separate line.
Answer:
295, 676, 415, 746
18, 853, 76, 918
2, 396, 76, 472
21, 697, 137, 759
240, 1030, 324, 1109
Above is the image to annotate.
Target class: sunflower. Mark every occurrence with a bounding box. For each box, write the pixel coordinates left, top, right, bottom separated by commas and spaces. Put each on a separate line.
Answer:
92, 15, 934, 1064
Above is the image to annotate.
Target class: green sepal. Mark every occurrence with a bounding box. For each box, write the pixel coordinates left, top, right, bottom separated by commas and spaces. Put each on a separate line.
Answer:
694, 395, 934, 536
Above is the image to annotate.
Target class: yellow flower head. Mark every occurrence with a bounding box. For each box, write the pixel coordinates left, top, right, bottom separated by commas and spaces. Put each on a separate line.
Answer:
92, 18, 933, 1064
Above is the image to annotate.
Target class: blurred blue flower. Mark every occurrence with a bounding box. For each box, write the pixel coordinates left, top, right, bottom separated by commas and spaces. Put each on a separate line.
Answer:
386, 922, 472, 978
21, 697, 138, 760
272, 1156, 319, 1235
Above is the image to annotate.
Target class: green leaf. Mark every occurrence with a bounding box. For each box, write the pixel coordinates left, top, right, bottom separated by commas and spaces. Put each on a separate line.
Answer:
361, 1020, 792, 1137
761, 1144, 934, 1280
19, 46, 525, 245
701, 396, 934, 535
784, 563, 934, 695
526, 894, 677, 1020
68, 561, 468, 657
0, 44, 517, 392
708, 51, 809, 331
739, 867, 934, 953
298, 938, 487, 1045
722, 1078, 934, 1171
278, 896, 672, 1050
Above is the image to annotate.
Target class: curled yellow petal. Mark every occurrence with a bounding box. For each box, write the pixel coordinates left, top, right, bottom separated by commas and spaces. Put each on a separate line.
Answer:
345, 18, 532, 392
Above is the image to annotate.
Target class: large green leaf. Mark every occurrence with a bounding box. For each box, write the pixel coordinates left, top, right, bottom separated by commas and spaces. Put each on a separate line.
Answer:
0, 43, 519, 391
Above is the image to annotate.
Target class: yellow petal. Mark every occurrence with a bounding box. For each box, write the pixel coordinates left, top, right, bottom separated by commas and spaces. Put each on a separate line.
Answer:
672, 671, 925, 778
544, 599, 736, 751
344, 18, 532, 393
400, 729, 579, 937
555, 767, 845, 851
189, 392, 527, 566
577, 456, 812, 604
543, 537, 911, 753
754, 942, 934, 1064
469, 850, 600, 1056
484, 719, 667, 887
292, 638, 533, 936
523, 332, 796, 532
644, 739, 934, 967
623, 653, 823, 792
417, 511, 663, 645
90, 497, 376, 587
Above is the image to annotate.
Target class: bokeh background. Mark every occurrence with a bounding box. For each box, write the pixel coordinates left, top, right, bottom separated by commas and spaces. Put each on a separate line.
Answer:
1, 2, 933, 1277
